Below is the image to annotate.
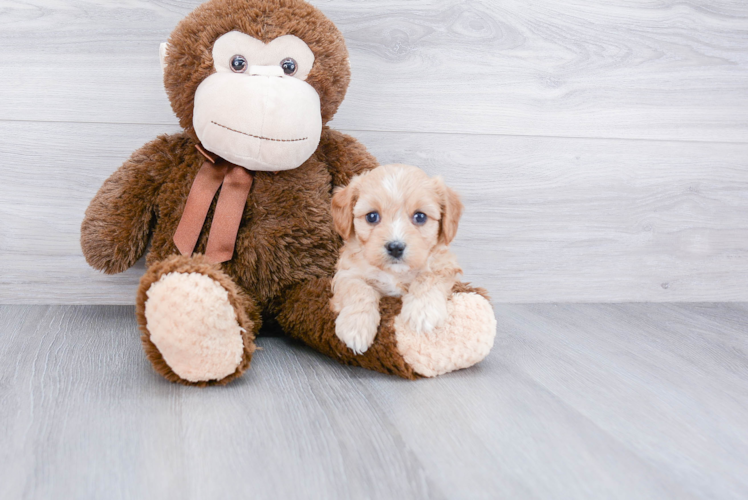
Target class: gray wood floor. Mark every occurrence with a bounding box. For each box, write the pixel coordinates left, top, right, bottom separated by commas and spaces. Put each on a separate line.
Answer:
1, 303, 746, 499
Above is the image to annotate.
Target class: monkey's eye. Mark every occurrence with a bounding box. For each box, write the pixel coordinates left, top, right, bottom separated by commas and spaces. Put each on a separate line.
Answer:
365, 212, 380, 224
280, 57, 298, 76
412, 212, 428, 226
230, 55, 247, 73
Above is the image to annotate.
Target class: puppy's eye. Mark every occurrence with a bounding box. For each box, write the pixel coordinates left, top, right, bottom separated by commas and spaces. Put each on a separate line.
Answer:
412, 212, 428, 225
231, 55, 248, 73
365, 212, 380, 224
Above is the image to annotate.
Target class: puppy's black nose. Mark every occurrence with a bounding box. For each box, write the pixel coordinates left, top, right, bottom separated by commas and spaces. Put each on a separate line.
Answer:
385, 241, 406, 259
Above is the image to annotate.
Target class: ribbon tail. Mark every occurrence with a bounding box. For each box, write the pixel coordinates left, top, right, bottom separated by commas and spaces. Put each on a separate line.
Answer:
204, 166, 254, 263
173, 161, 228, 257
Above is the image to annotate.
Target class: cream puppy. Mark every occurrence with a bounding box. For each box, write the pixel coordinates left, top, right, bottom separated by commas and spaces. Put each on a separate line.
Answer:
330, 164, 464, 354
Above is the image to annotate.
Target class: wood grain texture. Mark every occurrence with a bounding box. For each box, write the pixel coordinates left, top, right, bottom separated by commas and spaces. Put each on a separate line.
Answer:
1, 122, 747, 304
0, 0, 746, 142
1, 303, 746, 499
1, 0, 747, 303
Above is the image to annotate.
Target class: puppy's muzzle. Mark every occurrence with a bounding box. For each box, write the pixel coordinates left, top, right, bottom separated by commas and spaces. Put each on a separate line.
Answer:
385, 241, 406, 259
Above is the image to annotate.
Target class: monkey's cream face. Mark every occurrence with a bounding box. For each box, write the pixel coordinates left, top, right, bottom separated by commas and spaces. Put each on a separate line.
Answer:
190, 31, 322, 171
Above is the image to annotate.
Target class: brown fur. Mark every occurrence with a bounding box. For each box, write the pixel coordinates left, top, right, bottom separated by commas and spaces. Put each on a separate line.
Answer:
164, 0, 350, 142
136, 254, 260, 386
271, 278, 419, 379
273, 279, 490, 380
81, 0, 490, 383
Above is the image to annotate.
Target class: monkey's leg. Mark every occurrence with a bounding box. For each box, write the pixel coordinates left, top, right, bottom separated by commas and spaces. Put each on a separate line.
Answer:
272, 279, 496, 378
136, 255, 260, 386
393, 283, 497, 377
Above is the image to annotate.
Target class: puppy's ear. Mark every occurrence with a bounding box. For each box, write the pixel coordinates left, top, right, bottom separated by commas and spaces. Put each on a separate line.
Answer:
159, 42, 169, 75
331, 179, 359, 240
434, 176, 464, 245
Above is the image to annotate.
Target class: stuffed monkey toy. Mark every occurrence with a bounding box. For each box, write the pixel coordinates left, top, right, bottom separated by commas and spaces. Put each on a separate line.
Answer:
81, 0, 497, 386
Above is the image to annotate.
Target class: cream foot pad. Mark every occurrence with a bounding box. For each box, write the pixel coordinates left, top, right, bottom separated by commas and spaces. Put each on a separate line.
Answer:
395, 292, 497, 377
144, 272, 244, 382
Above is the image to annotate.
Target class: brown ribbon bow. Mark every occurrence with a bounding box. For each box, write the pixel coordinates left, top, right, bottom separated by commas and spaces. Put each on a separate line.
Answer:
173, 145, 254, 263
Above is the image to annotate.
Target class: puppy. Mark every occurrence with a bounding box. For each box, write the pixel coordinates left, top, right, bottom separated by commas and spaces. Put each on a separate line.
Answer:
330, 164, 464, 354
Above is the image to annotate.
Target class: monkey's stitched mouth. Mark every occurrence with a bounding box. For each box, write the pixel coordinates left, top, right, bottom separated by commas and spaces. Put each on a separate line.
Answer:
211, 121, 308, 142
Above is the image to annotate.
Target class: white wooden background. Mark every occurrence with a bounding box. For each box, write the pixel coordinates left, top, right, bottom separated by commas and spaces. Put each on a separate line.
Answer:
1, 0, 747, 304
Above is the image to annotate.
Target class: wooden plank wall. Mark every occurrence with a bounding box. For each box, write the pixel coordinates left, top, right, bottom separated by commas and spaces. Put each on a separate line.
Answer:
1, 0, 747, 304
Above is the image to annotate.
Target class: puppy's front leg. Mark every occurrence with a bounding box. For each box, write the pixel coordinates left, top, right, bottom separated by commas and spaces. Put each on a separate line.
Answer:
400, 274, 453, 334
331, 276, 382, 354
400, 252, 461, 334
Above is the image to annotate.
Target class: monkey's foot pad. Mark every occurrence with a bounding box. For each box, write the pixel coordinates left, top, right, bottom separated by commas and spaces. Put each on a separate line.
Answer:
395, 292, 497, 377
144, 272, 245, 382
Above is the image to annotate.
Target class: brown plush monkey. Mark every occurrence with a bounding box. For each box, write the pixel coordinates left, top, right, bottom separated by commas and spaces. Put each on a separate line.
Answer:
81, 0, 496, 386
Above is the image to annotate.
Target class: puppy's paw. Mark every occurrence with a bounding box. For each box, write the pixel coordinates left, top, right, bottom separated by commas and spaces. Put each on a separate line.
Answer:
335, 307, 380, 354
400, 294, 449, 334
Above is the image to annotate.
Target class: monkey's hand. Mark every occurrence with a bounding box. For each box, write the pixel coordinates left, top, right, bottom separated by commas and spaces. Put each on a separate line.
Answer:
81, 135, 175, 274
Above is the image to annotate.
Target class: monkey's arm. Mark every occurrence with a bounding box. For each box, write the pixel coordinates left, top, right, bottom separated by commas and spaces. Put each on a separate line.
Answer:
318, 127, 379, 188
81, 134, 178, 274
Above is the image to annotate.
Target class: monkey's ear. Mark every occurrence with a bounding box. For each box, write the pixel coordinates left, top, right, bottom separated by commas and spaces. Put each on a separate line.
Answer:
331, 179, 359, 240
434, 176, 464, 245
159, 42, 169, 74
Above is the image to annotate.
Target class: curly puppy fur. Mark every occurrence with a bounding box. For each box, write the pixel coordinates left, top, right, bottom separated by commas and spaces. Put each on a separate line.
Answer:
330, 165, 465, 354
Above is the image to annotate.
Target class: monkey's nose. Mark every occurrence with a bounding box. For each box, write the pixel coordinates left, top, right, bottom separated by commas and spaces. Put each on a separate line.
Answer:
385, 241, 406, 259
248, 65, 285, 77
